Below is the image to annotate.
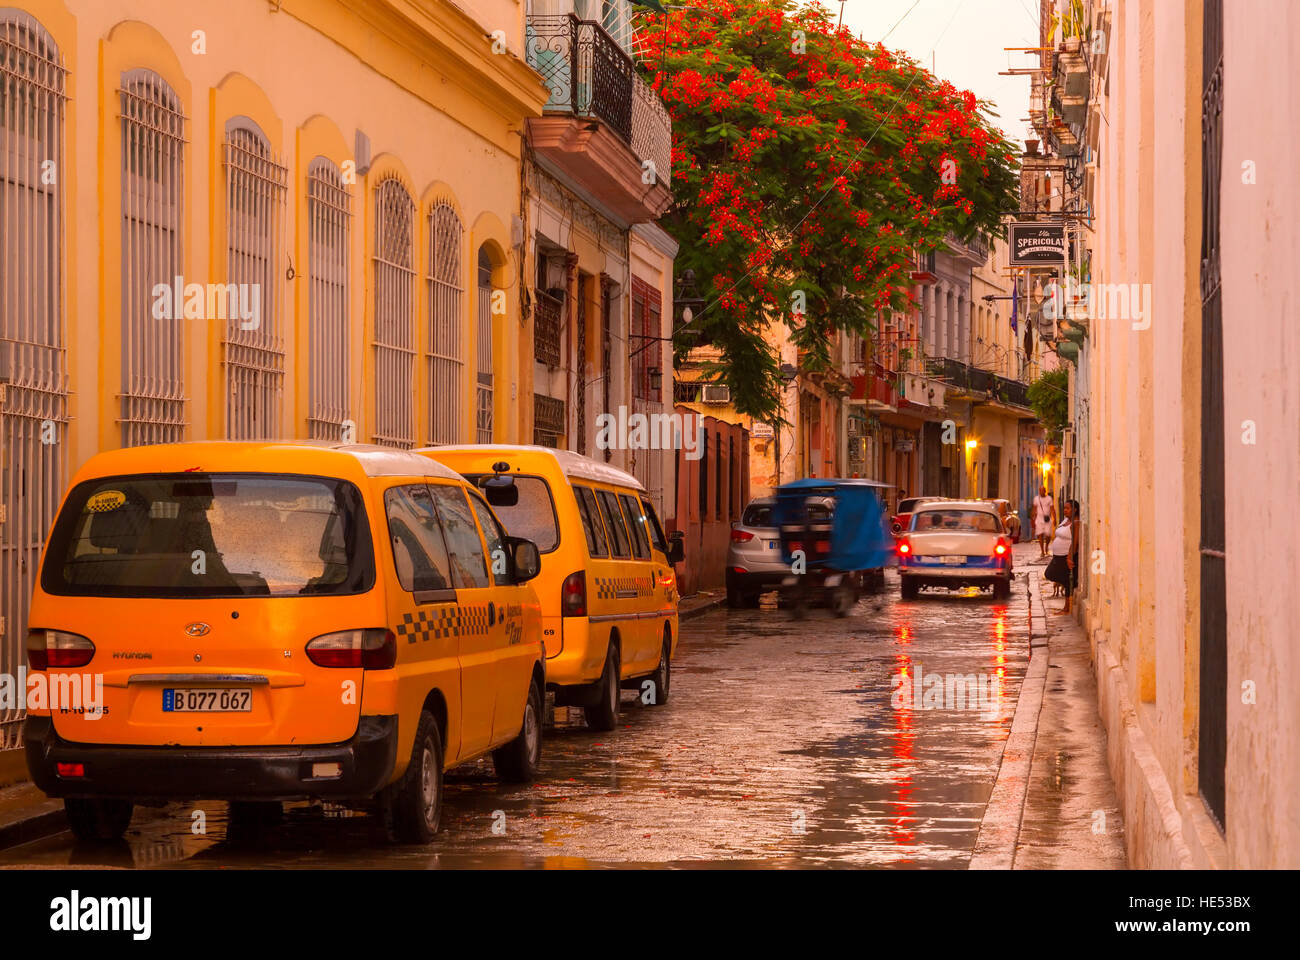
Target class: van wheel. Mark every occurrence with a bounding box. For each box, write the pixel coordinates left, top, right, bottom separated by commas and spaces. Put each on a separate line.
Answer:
584, 643, 621, 732
901, 576, 919, 600
493, 678, 543, 783
391, 710, 444, 844
227, 801, 282, 844
64, 798, 133, 843
646, 635, 671, 706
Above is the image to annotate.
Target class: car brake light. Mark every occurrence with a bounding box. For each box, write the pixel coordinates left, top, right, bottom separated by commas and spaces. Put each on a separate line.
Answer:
994, 538, 1009, 556
730, 529, 754, 543
561, 570, 587, 618
26, 630, 95, 670
305, 629, 396, 669
897, 539, 911, 555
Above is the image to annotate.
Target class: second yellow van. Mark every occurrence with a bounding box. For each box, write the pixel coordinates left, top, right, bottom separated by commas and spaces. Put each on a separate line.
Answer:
417, 445, 683, 731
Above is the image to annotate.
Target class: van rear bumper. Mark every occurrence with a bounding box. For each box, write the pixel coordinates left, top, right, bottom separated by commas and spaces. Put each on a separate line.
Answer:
23, 714, 398, 802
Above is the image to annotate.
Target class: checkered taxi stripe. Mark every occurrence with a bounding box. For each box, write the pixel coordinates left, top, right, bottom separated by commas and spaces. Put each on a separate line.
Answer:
395, 603, 492, 644
594, 575, 655, 601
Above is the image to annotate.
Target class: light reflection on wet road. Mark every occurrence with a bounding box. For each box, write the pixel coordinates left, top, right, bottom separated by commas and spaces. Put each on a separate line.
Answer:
1, 567, 1031, 869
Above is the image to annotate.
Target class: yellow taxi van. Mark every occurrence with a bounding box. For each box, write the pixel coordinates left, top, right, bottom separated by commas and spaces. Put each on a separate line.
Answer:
416, 445, 684, 731
24, 441, 545, 844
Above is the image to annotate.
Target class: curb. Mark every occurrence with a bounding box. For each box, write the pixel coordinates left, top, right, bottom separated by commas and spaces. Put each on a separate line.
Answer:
678, 595, 724, 621
0, 791, 65, 852
969, 569, 1049, 870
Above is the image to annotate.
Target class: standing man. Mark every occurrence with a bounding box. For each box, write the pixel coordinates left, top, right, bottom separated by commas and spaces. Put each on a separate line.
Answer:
1032, 485, 1056, 558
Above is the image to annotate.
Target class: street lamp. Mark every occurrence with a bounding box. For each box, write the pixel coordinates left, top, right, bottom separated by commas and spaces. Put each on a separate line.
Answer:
965, 438, 979, 451
1040, 461, 1052, 476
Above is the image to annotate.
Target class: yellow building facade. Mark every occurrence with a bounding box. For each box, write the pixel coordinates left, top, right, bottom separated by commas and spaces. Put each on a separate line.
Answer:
0, 0, 551, 757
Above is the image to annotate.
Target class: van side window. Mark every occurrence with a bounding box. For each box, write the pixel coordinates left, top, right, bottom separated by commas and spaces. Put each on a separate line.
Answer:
467, 491, 511, 587
428, 484, 490, 589
596, 489, 632, 558
640, 496, 668, 554
384, 485, 452, 592
574, 486, 609, 558
618, 492, 651, 559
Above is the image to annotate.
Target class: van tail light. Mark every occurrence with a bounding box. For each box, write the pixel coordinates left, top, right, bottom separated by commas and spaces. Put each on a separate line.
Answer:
27, 630, 94, 670
730, 529, 754, 543
994, 537, 1010, 557
306, 629, 396, 669
561, 570, 587, 618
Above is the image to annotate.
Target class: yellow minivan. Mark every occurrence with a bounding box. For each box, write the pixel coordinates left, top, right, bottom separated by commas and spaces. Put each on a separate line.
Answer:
417, 445, 684, 731
24, 441, 545, 844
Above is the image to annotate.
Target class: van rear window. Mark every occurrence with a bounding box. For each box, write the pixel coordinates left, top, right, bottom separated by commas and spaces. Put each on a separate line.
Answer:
464, 474, 559, 553
41, 474, 374, 598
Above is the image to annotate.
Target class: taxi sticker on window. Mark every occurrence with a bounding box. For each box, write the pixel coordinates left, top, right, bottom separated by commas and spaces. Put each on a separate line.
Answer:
86, 490, 126, 513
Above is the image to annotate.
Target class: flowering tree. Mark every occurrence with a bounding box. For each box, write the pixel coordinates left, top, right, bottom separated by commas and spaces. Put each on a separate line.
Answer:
637, 0, 1021, 419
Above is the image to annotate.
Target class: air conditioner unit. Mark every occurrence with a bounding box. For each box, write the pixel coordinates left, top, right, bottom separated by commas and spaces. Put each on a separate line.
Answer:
701, 384, 731, 404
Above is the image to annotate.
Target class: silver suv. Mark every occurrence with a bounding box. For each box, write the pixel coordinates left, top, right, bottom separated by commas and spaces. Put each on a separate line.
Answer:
725, 498, 789, 607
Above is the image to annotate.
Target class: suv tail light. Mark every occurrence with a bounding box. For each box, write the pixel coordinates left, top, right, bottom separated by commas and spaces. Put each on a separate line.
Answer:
730, 528, 754, 543
305, 629, 396, 669
26, 630, 94, 670
561, 570, 587, 618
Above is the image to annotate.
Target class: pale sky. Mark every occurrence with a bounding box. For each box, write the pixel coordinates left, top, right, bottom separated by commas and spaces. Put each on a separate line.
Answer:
813, 0, 1039, 145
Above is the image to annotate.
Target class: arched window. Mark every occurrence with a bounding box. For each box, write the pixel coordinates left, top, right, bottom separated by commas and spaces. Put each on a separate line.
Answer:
475, 245, 495, 443
120, 67, 185, 447
223, 117, 287, 439
426, 201, 463, 444
372, 176, 415, 448
307, 156, 350, 439
0, 9, 68, 750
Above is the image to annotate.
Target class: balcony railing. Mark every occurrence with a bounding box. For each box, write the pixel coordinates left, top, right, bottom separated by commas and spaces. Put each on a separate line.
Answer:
526, 14, 670, 182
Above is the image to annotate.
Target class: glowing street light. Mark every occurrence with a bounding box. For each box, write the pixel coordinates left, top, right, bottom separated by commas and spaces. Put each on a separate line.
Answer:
1040, 461, 1052, 475
965, 439, 978, 451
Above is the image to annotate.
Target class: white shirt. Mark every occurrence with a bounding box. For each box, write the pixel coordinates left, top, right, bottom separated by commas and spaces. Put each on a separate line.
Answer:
1050, 517, 1073, 556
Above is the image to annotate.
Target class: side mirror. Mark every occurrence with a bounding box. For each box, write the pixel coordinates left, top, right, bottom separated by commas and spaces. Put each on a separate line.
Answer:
508, 536, 541, 582
667, 530, 685, 564
483, 474, 518, 507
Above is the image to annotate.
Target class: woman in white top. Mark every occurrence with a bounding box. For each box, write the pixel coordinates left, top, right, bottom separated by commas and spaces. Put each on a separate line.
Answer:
1032, 486, 1056, 557
1045, 500, 1080, 614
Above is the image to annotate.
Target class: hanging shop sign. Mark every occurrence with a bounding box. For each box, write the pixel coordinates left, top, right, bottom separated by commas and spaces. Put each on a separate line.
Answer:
1009, 222, 1067, 266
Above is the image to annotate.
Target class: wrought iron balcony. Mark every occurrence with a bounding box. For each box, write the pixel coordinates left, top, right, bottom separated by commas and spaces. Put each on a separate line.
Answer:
525, 13, 676, 214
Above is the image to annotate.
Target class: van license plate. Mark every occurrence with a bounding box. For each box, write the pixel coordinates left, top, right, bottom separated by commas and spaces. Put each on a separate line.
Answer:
163, 688, 253, 712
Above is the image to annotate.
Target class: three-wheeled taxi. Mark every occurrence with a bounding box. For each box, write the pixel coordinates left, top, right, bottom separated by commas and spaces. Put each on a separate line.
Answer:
771, 478, 895, 617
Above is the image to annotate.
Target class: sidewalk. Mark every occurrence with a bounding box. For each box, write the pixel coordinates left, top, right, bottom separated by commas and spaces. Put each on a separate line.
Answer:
972, 565, 1128, 869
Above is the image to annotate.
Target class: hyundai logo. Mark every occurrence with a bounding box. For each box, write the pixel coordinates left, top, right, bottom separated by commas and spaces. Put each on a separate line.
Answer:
185, 622, 211, 638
